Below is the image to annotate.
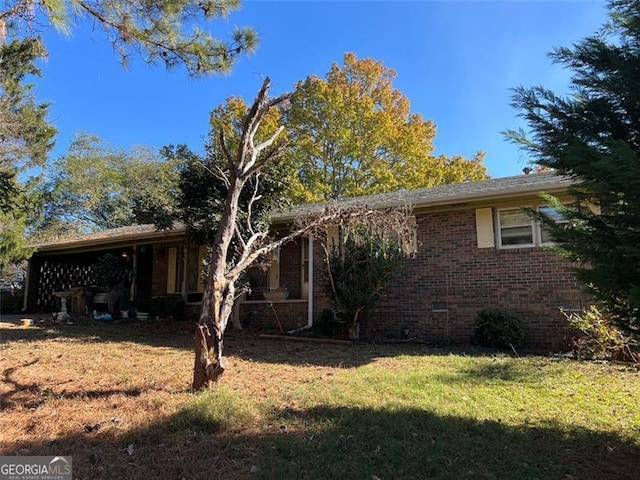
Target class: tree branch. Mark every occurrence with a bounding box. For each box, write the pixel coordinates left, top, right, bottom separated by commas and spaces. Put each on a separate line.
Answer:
219, 128, 235, 173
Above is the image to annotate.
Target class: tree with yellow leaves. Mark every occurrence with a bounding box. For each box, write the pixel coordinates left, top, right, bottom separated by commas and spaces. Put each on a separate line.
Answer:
286, 53, 488, 203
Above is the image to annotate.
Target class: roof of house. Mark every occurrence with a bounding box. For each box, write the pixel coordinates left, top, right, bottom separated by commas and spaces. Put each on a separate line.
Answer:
33, 223, 187, 253
275, 171, 574, 221
33, 172, 574, 253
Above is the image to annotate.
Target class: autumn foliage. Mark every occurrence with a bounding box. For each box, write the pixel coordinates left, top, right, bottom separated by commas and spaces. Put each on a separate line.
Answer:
287, 53, 488, 202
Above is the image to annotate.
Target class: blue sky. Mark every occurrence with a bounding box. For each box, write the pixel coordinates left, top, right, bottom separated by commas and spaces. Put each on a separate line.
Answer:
36, 1, 608, 178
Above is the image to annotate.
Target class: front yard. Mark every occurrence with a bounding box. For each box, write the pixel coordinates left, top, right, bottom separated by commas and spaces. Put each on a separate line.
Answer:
0, 319, 638, 479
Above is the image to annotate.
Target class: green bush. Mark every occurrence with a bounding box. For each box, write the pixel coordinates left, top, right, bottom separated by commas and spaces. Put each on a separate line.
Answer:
315, 309, 334, 336
564, 305, 638, 362
325, 230, 403, 339
474, 308, 525, 350
149, 294, 186, 320
0, 291, 24, 314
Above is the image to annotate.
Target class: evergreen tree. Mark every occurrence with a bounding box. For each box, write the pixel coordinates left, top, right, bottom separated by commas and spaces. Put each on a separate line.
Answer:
1, 0, 256, 76
1, 0, 256, 262
507, 0, 640, 337
0, 38, 55, 212
0, 37, 54, 265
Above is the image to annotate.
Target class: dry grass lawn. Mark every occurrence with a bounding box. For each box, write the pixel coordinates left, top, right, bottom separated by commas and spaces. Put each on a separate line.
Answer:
1, 317, 639, 479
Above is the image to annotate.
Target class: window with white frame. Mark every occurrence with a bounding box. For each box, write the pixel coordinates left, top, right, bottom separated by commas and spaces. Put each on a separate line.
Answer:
538, 205, 569, 244
497, 208, 534, 247
494, 206, 569, 248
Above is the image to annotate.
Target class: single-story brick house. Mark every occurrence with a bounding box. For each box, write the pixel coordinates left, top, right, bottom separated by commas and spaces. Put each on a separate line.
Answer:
25, 172, 592, 349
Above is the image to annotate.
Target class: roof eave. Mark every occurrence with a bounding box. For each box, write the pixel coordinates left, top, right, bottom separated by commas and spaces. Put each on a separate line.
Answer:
411, 180, 573, 209
271, 179, 573, 224
33, 227, 186, 254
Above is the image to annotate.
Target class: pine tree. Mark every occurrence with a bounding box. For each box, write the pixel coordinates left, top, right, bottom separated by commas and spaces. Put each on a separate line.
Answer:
507, 0, 640, 337
1, 0, 256, 262
0, 0, 256, 75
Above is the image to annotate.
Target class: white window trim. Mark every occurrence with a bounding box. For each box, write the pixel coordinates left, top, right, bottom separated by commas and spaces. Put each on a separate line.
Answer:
496, 206, 536, 249
495, 205, 570, 249
537, 205, 569, 246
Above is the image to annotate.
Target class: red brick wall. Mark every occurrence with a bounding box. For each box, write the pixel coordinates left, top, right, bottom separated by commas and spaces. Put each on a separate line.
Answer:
279, 241, 302, 298
365, 210, 588, 349
312, 209, 590, 350
176, 207, 587, 350
238, 300, 308, 331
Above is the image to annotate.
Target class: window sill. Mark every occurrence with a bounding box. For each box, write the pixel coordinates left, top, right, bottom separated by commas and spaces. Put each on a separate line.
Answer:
240, 298, 308, 304
497, 243, 536, 249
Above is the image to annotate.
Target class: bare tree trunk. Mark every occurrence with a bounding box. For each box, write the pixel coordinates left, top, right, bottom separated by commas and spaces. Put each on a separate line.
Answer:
192, 324, 228, 388
188, 77, 409, 387
192, 280, 230, 389
348, 308, 364, 340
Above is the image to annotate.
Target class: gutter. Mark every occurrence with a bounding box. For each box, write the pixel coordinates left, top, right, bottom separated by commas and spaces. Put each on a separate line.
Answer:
33, 226, 186, 254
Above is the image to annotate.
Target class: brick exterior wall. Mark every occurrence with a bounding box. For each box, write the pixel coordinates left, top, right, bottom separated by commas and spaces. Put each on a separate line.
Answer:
312, 208, 590, 351
279, 241, 302, 298
238, 300, 308, 331
28, 203, 586, 350
304, 209, 589, 351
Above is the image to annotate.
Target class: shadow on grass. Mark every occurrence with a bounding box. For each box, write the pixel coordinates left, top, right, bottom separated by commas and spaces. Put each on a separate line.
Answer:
3, 401, 637, 480
1, 321, 562, 375
225, 334, 548, 371
1, 357, 147, 410
430, 357, 562, 385
0, 320, 195, 351
1, 385, 144, 411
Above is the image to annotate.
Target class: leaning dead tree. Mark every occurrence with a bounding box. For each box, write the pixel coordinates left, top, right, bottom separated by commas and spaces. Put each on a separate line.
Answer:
193, 77, 416, 389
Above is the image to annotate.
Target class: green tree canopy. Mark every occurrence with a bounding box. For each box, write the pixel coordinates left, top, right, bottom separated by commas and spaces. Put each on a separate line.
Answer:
286, 53, 488, 203
507, 0, 640, 338
0, 37, 55, 265
38, 133, 181, 235
1, 0, 257, 75
1, 0, 256, 262
0, 37, 55, 212
0, 200, 30, 269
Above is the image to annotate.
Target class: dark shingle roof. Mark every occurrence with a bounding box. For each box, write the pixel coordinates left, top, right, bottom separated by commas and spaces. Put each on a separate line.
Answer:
274, 171, 574, 221
33, 223, 186, 252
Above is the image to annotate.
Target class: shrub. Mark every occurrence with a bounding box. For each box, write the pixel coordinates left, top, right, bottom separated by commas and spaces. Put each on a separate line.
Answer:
325, 231, 403, 339
149, 294, 186, 320
474, 308, 525, 350
0, 291, 24, 314
564, 305, 638, 362
315, 309, 334, 336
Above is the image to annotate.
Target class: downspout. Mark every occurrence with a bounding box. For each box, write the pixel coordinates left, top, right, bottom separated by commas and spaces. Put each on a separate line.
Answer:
21, 258, 31, 312
288, 236, 314, 334
130, 245, 138, 302
307, 236, 314, 329
181, 240, 188, 302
